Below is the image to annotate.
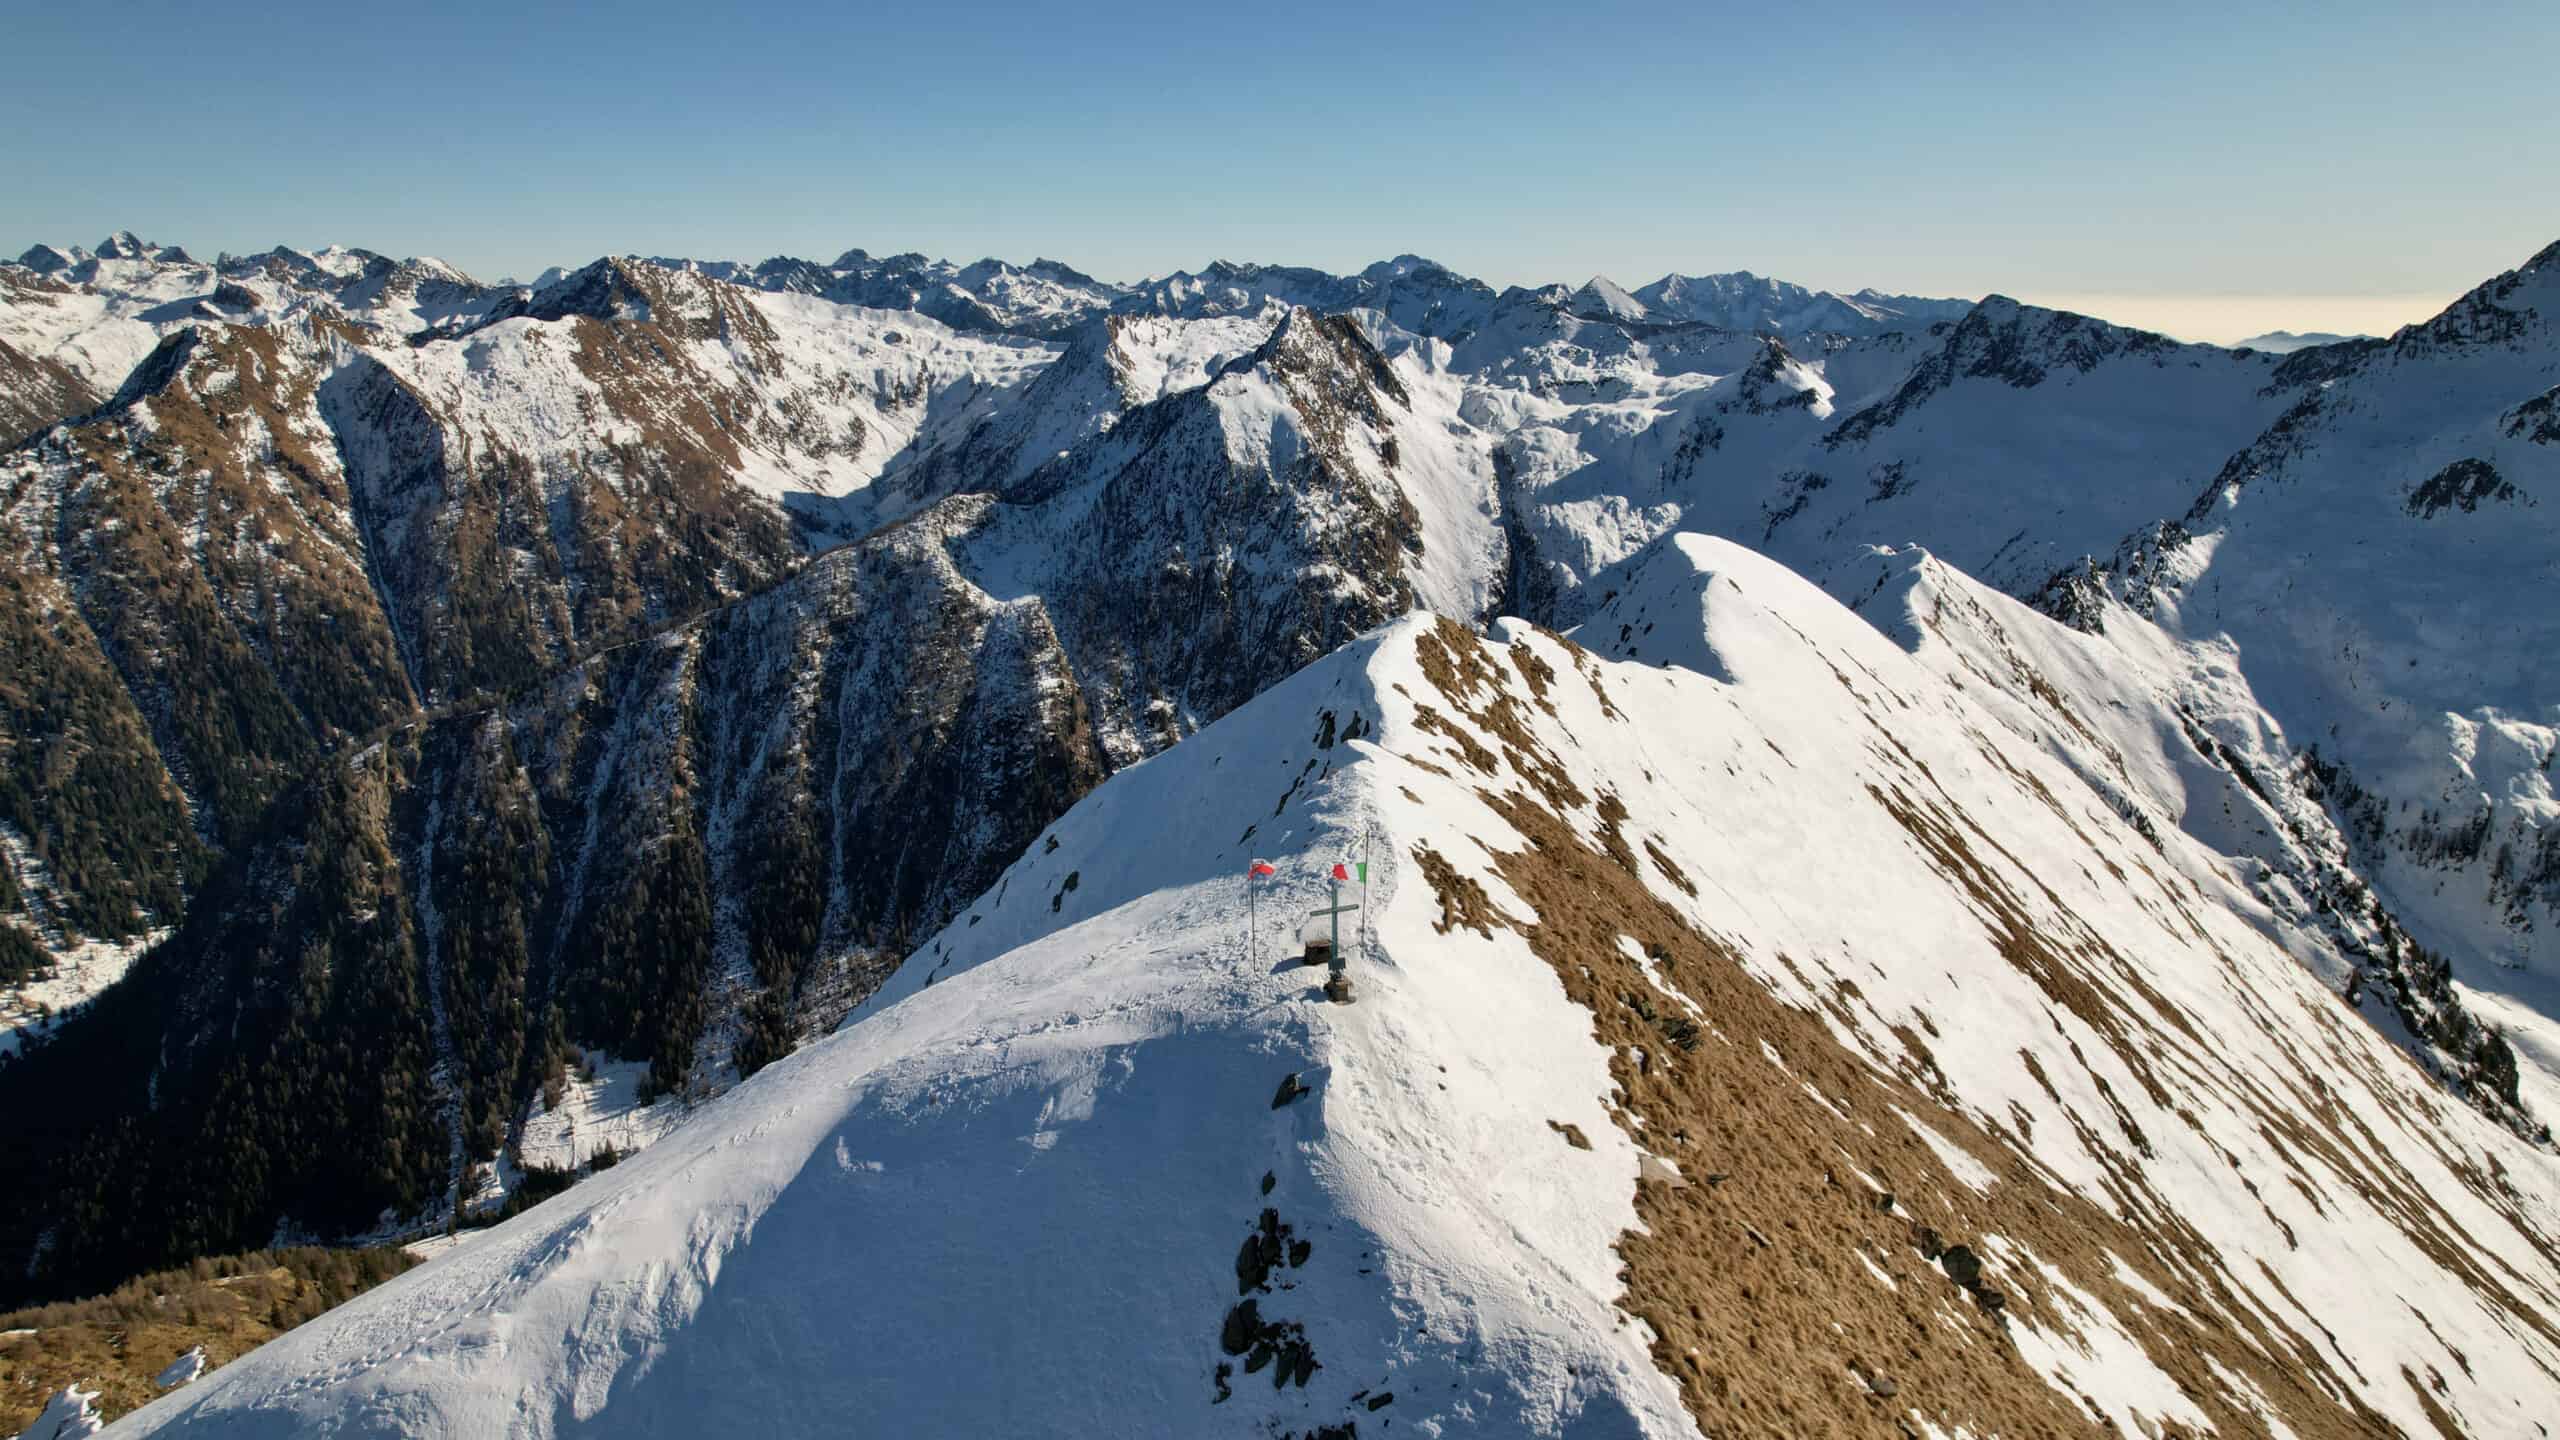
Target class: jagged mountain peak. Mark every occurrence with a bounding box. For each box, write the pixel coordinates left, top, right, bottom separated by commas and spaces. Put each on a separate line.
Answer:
481, 254, 749, 333
2382, 233, 2560, 355
1244, 304, 1404, 393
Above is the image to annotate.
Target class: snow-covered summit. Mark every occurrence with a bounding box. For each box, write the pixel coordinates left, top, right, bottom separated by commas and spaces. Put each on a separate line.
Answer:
1569, 274, 1650, 323
112, 534, 2560, 1438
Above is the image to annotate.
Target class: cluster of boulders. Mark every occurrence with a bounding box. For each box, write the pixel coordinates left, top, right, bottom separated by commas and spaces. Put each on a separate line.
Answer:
1215, 1102, 1324, 1402
1218, 1296, 1319, 1392
1236, 1207, 1313, 1293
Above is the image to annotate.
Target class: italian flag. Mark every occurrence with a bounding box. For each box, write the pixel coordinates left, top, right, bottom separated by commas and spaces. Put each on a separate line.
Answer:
1330, 861, 1367, 883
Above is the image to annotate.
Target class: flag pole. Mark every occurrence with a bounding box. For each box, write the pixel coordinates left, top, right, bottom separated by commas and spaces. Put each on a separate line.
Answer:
1329, 874, 1342, 971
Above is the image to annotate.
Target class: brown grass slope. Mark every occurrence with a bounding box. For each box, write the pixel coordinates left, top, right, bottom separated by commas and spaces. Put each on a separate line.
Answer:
0, 1247, 416, 1435
1400, 616, 2560, 1437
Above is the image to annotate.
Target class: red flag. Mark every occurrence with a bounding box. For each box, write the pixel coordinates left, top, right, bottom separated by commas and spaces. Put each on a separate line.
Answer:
1330, 862, 1351, 882
1249, 859, 1277, 878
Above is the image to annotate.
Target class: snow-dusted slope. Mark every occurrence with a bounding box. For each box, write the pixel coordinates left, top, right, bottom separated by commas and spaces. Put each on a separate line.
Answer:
0, 251, 207, 397
1831, 542, 2544, 1133
116, 535, 2560, 1438
1428, 293, 2286, 623
2047, 241, 2560, 988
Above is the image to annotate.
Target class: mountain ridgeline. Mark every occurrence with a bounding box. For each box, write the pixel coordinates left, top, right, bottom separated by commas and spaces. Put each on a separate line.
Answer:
0, 232, 2554, 1328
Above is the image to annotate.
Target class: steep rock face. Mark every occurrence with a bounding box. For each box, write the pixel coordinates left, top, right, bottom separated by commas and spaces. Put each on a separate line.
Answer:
0, 331, 100, 444
995, 309, 1475, 758
110, 542, 2560, 1439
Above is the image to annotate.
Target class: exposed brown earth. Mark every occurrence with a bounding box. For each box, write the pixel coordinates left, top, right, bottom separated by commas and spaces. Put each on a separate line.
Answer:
1403, 615, 2560, 1438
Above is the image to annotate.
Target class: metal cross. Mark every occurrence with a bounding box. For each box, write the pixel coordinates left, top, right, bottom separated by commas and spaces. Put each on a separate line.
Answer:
1310, 883, 1360, 974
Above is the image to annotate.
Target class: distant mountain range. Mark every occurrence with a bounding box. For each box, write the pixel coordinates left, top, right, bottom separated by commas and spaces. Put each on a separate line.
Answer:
2235, 327, 2372, 352
632, 246, 1986, 344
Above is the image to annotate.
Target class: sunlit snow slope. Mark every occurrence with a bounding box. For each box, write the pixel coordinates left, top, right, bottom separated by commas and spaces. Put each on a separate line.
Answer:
113, 536, 2560, 1439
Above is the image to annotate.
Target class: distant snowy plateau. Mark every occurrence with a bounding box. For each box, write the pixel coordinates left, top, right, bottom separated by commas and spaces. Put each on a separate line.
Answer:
2, 232, 2557, 1437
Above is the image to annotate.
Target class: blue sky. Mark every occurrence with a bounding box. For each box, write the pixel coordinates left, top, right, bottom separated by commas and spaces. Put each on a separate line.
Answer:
8, 0, 2554, 340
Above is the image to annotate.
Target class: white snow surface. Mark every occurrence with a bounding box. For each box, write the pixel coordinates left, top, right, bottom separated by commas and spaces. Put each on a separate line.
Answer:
154, 1350, 207, 1391
111, 536, 2560, 1439
513, 1053, 690, 1175
15, 1385, 105, 1440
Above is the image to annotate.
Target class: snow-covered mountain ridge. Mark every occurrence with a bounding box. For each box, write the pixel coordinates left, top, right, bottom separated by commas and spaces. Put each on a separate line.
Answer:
111, 537, 2560, 1438
1, 232, 2553, 1351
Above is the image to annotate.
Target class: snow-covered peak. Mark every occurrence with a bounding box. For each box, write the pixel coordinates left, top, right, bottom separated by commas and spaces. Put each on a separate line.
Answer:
1354, 252, 1457, 284
502, 255, 664, 324
14, 244, 78, 274
1825, 295, 2207, 450
94, 231, 153, 260
1570, 274, 1648, 322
